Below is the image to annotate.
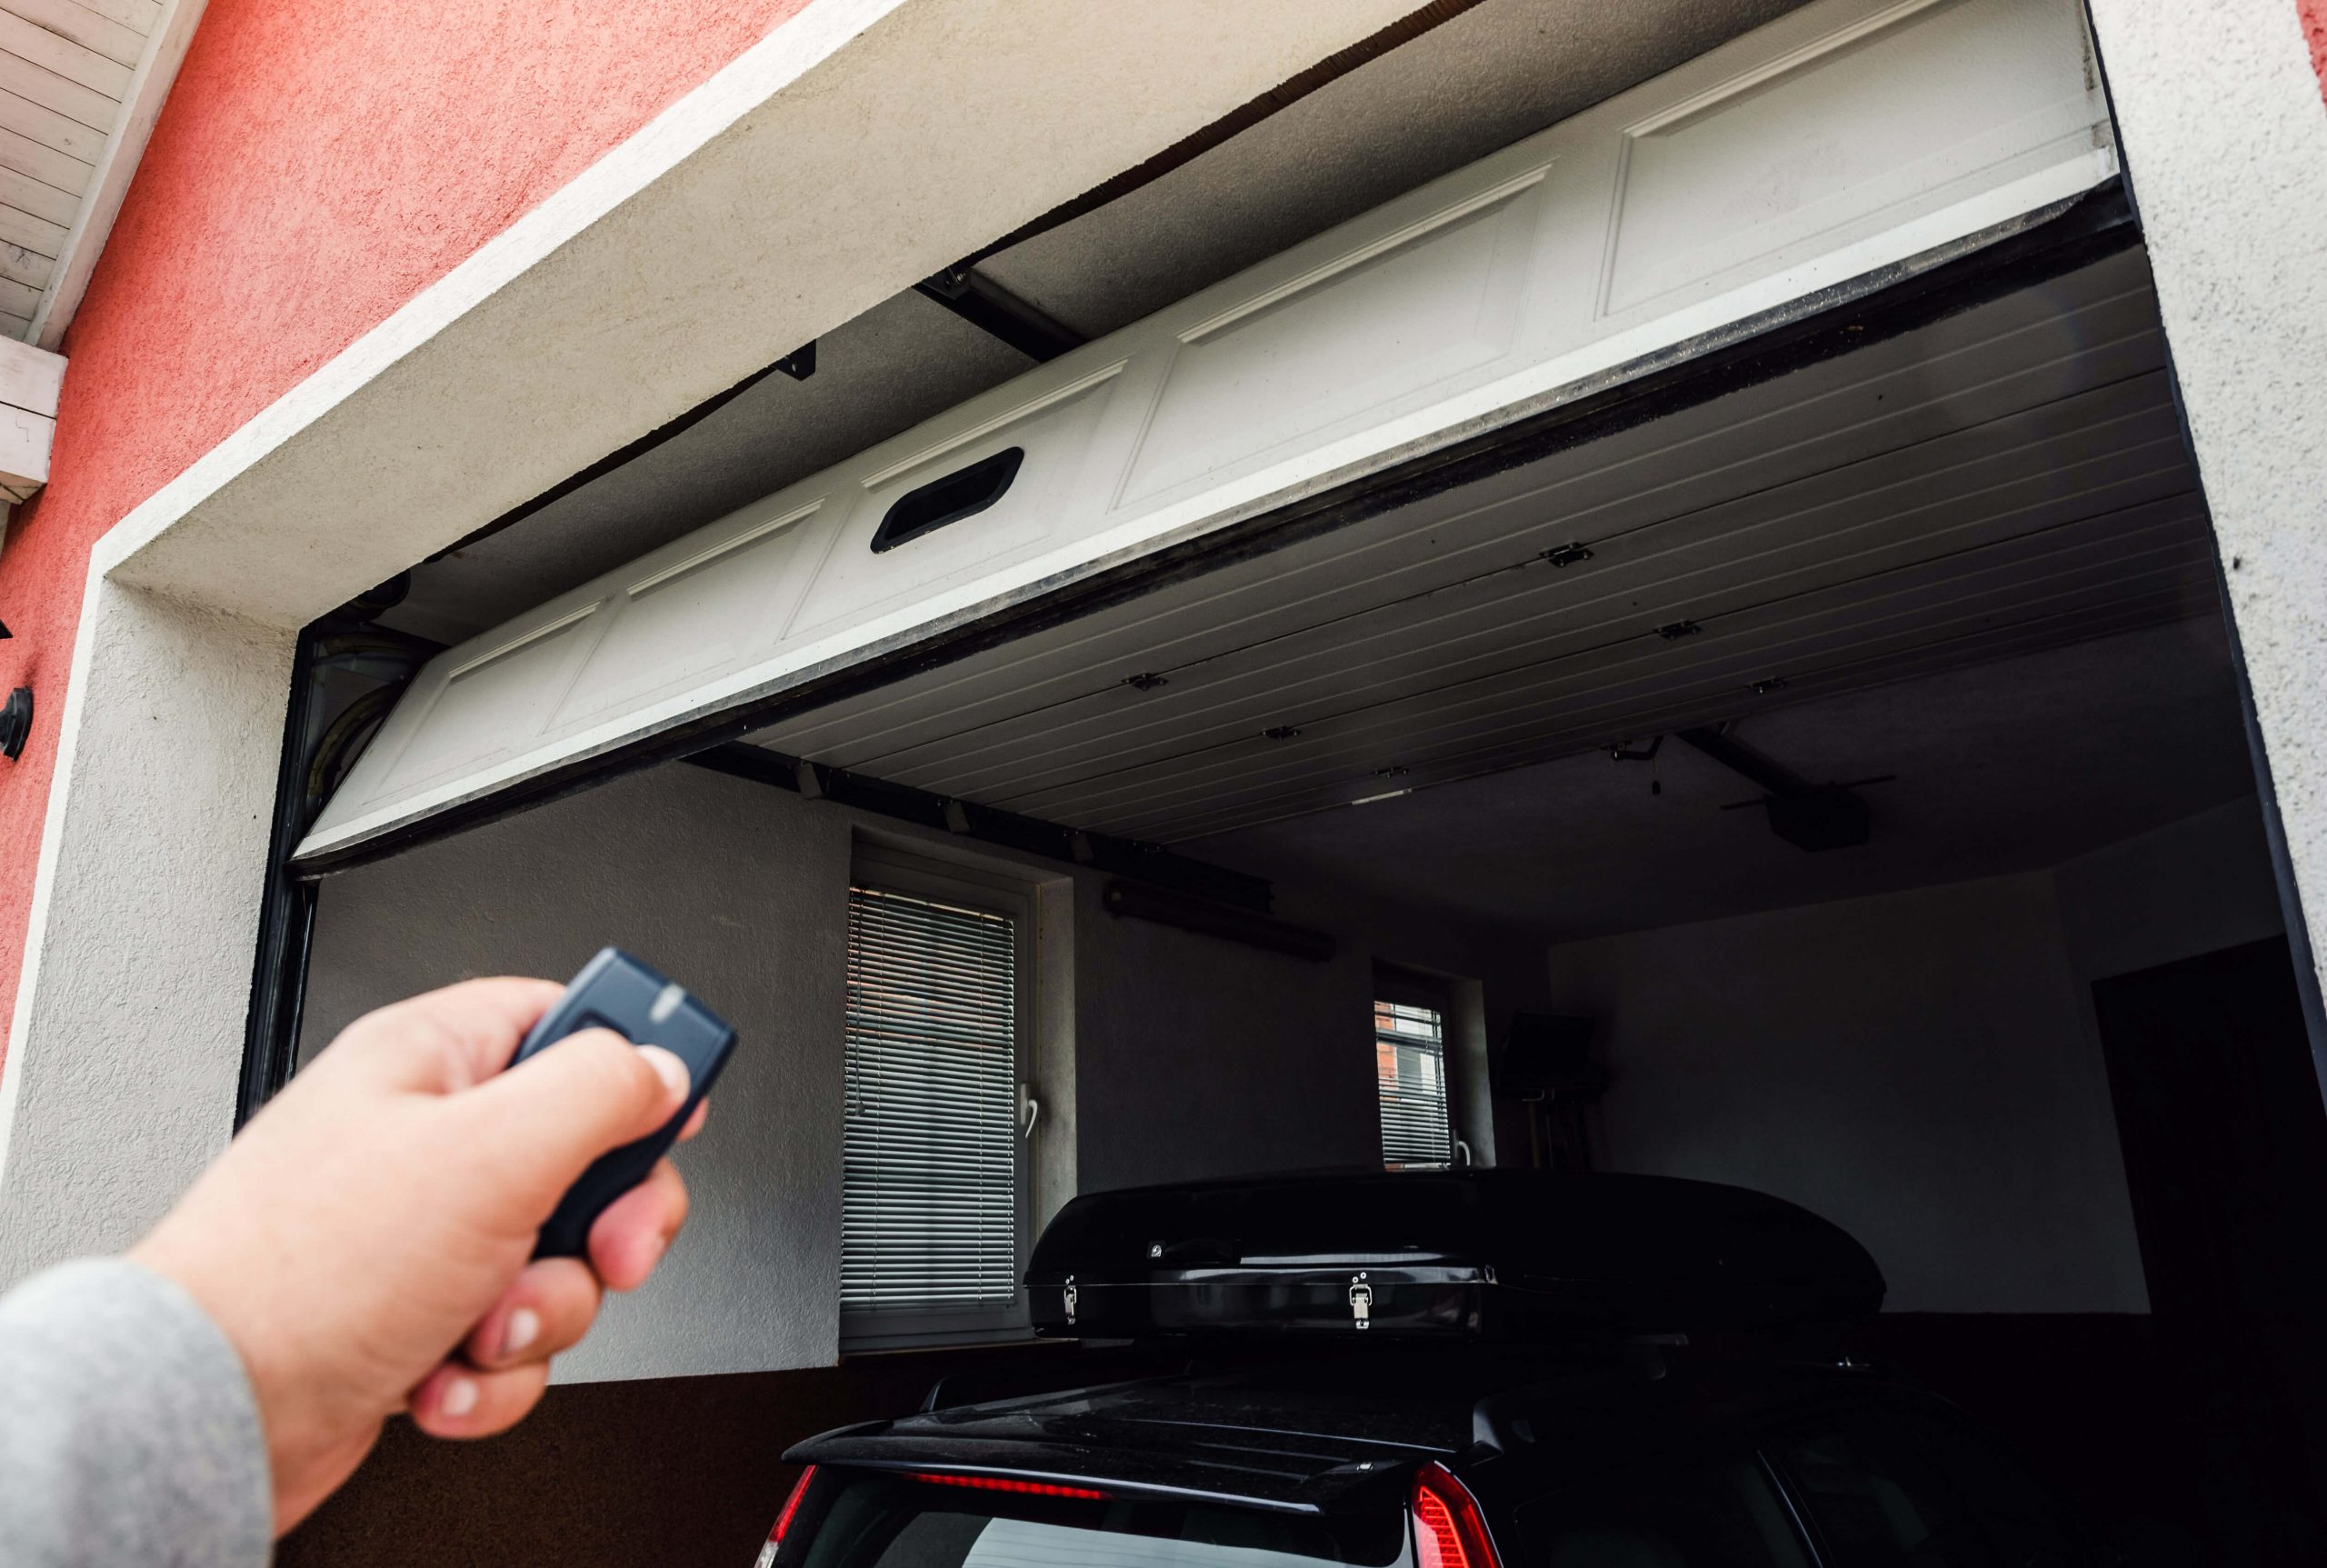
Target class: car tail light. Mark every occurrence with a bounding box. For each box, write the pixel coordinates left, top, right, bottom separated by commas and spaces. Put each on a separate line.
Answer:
755, 1464, 817, 1567
906, 1471, 1109, 1500
1412, 1463, 1499, 1568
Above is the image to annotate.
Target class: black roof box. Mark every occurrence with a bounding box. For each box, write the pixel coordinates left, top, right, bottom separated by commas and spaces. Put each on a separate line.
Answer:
1027, 1170, 1883, 1342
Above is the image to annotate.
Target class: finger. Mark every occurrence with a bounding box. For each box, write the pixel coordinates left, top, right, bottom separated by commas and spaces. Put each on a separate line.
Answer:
464, 1257, 603, 1370
453, 1034, 689, 1214
410, 1359, 551, 1440
589, 1157, 690, 1293
677, 1100, 709, 1143
336, 977, 566, 1093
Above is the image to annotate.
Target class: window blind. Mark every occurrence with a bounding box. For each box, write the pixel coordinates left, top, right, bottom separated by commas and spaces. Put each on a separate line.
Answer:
843, 884, 1020, 1314
1375, 1000, 1453, 1170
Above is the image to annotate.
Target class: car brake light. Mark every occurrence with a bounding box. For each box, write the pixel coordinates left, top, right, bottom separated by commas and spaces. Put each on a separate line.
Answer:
1412, 1463, 1498, 1568
907, 1471, 1109, 1500
756, 1463, 816, 1565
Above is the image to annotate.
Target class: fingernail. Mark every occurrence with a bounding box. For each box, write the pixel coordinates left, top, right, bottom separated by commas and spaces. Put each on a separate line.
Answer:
638, 1045, 690, 1101
441, 1376, 479, 1419
502, 1307, 540, 1357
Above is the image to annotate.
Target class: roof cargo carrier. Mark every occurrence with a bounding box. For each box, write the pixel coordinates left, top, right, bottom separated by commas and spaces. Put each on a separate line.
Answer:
1026, 1171, 1883, 1342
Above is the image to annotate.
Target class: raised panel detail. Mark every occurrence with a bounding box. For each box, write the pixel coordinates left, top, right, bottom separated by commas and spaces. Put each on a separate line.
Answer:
552, 499, 824, 726
1118, 170, 1547, 507
1601, 0, 2096, 317
364, 604, 607, 797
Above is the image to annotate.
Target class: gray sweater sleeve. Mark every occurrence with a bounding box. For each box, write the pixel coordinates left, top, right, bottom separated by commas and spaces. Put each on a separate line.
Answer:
0, 1258, 271, 1568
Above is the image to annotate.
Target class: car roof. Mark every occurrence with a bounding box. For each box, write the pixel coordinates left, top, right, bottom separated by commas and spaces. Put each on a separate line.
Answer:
787, 1343, 1914, 1513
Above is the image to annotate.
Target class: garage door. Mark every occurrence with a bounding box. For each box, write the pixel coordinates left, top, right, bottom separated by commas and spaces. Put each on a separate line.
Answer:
295, 0, 2118, 871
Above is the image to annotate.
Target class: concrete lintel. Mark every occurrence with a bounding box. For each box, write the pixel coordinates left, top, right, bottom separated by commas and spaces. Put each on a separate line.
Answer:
97, 0, 1426, 624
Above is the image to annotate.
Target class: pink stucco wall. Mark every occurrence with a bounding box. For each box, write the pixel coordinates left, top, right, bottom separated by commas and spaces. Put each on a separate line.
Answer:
0, 0, 811, 1055
2305, 0, 2327, 90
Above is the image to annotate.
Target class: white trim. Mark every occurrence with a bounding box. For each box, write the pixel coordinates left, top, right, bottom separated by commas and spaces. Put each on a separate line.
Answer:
27, 0, 211, 353
0, 334, 65, 500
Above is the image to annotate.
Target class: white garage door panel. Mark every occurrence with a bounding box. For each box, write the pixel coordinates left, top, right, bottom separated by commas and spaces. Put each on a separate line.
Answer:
762, 267, 2172, 774
1602, 0, 2095, 316
298, 0, 2114, 864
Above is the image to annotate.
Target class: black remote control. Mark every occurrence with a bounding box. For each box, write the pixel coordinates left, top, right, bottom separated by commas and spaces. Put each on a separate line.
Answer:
508, 947, 737, 1259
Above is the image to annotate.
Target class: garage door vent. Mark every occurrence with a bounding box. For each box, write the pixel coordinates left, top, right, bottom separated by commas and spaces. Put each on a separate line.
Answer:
871, 446, 1025, 554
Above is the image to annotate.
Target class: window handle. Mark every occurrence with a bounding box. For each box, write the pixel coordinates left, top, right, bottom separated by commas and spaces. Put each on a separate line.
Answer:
1453, 1137, 1473, 1168
1021, 1087, 1040, 1141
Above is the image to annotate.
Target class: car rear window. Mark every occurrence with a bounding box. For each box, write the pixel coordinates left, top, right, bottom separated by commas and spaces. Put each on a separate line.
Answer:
779, 1470, 1411, 1568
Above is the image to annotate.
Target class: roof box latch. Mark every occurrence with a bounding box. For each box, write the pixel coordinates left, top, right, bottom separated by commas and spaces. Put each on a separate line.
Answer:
1349, 1273, 1373, 1331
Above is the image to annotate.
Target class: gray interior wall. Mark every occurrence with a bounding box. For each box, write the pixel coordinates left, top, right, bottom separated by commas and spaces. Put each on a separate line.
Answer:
300, 765, 1483, 1381
1070, 873, 1381, 1193
1545, 869, 2149, 1313
2053, 794, 2283, 984
300, 764, 854, 1384
1543, 799, 2289, 1315
303, 763, 2260, 1373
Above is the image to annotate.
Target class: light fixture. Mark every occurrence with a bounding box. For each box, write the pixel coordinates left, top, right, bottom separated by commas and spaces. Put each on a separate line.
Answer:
0, 684, 28, 761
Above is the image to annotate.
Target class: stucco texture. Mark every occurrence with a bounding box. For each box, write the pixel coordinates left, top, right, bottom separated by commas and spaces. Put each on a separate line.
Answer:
2305, 0, 2327, 86
0, 0, 811, 1064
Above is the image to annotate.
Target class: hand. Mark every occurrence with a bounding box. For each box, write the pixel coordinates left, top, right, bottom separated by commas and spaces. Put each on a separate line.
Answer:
130, 977, 707, 1534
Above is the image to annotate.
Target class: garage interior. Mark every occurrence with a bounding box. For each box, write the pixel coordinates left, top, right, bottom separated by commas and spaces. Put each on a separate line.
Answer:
262, 4, 2327, 1564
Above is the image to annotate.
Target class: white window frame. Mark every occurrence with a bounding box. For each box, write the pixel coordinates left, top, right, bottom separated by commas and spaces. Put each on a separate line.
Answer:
1374, 966, 1455, 1171
840, 845, 1036, 1351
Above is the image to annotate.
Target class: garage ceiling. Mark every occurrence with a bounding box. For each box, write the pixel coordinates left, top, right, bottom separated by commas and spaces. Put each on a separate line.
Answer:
380, 0, 1813, 646
746, 247, 2218, 846
1197, 616, 2254, 942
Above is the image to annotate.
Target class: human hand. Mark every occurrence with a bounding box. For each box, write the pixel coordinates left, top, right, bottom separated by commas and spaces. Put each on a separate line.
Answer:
129, 977, 707, 1534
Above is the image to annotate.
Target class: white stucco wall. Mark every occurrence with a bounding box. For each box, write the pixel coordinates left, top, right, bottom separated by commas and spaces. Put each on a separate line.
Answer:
2084, 0, 2327, 1003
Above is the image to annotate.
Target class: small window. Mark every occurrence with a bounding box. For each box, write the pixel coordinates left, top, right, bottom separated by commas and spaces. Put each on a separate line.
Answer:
1375, 982, 1453, 1170
841, 853, 1032, 1348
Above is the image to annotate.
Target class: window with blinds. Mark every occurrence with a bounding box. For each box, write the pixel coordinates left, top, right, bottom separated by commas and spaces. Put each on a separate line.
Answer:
842, 876, 1025, 1342
1375, 999, 1453, 1170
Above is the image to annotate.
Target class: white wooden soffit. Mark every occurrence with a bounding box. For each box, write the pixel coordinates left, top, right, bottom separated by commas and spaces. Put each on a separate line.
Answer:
22, 0, 209, 351
297, 0, 2119, 865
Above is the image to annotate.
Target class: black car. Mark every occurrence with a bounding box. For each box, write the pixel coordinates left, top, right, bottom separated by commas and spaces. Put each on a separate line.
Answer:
761, 1173, 2100, 1568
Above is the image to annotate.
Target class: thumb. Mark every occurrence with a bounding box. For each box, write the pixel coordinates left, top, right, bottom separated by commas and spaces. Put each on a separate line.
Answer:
453, 1029, 690, 1215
